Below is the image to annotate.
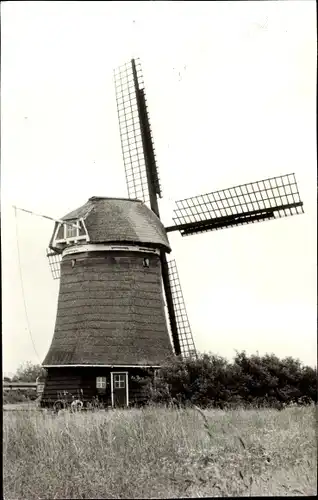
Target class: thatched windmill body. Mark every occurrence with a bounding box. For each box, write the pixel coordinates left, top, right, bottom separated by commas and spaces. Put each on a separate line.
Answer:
41, 59, 304, 408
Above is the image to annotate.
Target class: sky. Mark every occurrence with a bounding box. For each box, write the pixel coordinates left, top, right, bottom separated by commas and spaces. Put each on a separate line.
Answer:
1, 1, 317, 376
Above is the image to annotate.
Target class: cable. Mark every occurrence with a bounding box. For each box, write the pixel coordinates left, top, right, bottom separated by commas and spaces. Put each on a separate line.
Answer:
13, 205, 78, 228
14, 207, 41, 364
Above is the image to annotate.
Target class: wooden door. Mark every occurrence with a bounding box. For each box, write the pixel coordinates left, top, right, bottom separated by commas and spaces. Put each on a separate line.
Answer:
112, 372, 128, 407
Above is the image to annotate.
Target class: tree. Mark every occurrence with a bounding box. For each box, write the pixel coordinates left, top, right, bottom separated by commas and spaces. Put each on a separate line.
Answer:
145, 351, 317, 408
12, 362, 47, 382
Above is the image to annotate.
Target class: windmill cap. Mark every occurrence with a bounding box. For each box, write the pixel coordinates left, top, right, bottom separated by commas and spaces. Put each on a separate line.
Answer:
51, 197, 171, 252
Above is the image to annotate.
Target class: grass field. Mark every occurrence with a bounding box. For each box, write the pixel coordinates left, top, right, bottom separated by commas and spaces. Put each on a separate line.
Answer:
3, 405, 317, 498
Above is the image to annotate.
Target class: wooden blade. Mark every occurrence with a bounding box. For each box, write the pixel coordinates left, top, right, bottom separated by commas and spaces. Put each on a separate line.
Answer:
114, 59, 161, 207
167, 173, 304, 236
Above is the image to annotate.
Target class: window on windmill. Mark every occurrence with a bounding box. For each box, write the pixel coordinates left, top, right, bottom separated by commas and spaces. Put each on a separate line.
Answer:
56, 224, 65, 240
96, 377, 106, 389
64, 222, 79, 239
143, 258, 150, 268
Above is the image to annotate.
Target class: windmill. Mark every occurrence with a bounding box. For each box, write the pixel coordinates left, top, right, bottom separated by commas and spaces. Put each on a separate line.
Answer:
41, 58, 304, 408
112, 58, 304, 352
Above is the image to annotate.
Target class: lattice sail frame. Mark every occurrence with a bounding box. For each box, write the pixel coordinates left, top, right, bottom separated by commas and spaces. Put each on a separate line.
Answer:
114, 59, 162, 205
167, 259, 197, 358
46, 248, 62, 280
167, 173, 304, 236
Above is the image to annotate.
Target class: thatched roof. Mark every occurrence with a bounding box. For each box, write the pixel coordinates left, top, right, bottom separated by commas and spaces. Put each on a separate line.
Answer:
43, 251, 173, 367
53, 197, 171, 252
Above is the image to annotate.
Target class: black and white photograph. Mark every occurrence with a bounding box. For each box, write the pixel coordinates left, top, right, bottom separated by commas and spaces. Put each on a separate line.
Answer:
1, 1, 317, 498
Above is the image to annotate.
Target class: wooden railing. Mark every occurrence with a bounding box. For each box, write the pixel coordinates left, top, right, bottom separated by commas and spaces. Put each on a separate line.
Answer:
3, 381, 37, 391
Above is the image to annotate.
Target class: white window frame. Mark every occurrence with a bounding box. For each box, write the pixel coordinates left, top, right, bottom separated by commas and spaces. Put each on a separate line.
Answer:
110, 372, 129, 407
113, 374, 125, 389
64, 221, 80, 239
53, 218, 90, 246
96, 376, 106, 389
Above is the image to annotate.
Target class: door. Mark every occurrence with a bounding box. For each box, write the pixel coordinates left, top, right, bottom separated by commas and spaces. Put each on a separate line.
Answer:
111, 372, 128, 407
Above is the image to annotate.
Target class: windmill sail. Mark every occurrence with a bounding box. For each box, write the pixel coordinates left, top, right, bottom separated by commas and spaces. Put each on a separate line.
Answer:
46, 248, 62, 280
114, 59, 162, 208
114, 58, 184, 358
166, 173, 304, 236
167, 259, 196, 358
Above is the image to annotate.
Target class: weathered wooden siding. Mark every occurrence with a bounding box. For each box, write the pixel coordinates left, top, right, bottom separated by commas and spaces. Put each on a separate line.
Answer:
43, 251, 173, 366
41, 367, 151, 407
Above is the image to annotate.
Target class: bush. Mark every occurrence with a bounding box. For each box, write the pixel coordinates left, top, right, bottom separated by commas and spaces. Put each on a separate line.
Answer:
142, 352, 317, 409
3, 389, 37, 405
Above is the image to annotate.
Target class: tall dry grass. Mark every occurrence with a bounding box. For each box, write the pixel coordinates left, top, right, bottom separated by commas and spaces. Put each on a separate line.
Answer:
3, 405, 317, 499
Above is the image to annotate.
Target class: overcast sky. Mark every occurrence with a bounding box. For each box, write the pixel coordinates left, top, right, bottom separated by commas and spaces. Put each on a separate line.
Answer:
2, 1, 316, 375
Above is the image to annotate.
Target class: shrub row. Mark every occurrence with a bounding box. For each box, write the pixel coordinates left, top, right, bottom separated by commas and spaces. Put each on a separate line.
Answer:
135, 351, 317, 409
3, 389, 38, 405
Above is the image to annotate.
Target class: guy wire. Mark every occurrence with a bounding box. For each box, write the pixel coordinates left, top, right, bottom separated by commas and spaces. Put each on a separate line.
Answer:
14, 206, 41, 363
